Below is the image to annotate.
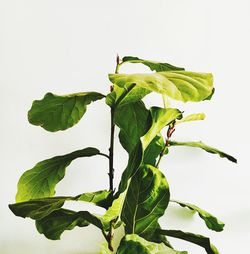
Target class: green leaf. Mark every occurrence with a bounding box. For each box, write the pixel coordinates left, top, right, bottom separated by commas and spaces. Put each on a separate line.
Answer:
16, 147, 101, 202
143, 135, 165, 166
176, 113, 206, 124
117, 107, 182, 194
78, 190, 113, 209
122, 56, 185, 72
106, 84, 150, 108
109, 71, 213, 102
36, 209, 90, 240
114, 101, 151, 153
158, 230, 219, 254
171, 200, 224, 232
117, 234, 187, 254
10, 190, 112, 220
169, 141, 237, 163
9, 196, 71, 220
28, 92, 105, 131
100, 242, 113, 254
121, 165, 170, 239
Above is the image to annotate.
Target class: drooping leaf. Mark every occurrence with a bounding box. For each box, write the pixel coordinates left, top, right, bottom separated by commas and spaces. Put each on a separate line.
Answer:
176, 113, 206, 124
122, 56, 185, 72
16, 147, 101, 202
116, 234, 187, 254
158, 229, 219, 254
109, 71, 213, 102
170, 200, 224, 232
28, 92, 105, 131
36, 209, 90, 240
169, 141, 237, 163
11, 190, 112, 220
9, 196, 72, 220
117, 107, 182, 194
121, 165, 170, 239
106, 84, 151, 108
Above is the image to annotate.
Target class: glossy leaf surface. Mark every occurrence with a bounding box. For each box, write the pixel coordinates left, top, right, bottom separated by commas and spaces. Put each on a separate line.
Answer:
169, 141, 237, 163
122, 165, 170, 238
122, 56, 185, 72
171, 200, 224, 232
159, 230, 219, 254
28, 92, 105, 131
117, 234, 187, 254
16, 148, 100, 202
109, 71, 213, 102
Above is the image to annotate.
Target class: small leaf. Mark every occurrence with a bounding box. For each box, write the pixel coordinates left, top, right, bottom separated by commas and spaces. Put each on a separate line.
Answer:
158, 229, 219, 254
121, 165, 170, 239
109, 71, 213, 102
28, 92, 105, 131
176, 113, 206, 124
36, 209, 90, 240
117, 234, 187, 254
171, 200, 225, 232
169, 140, 237, 163
122, 56, 185, 72
16, 147, 100, 202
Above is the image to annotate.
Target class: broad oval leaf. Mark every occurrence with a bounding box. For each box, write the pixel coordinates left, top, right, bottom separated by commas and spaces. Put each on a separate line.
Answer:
117, 234, 187, 254
158, 229, 219, 254
122, 56, 185, 72
28, 92, 105, 131
109, 71, 213, 102
121, 165, 170, 239
16, 147, 100, 202
171, 200, 224, 232
169, 140, 237, 163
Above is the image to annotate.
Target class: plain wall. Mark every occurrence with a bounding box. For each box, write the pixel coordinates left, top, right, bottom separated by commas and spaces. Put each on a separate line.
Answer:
0, 0, 249, 253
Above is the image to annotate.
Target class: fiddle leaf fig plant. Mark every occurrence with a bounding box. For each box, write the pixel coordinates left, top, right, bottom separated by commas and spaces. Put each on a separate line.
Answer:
9, 55, 237, 253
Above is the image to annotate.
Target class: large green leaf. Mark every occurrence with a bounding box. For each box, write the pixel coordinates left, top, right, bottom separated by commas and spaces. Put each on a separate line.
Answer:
171, 200, 224, 232
36, 209, 90, 240
28, 92, 105, 131
117, 107, 182, 194
16, 147, 101, 202
158, 230, 219, 254
109, 71, 213, 102
121, 165, 170, 239
169, 141, 237, 163
10, 190, 111, 220
117, 234, 187, 254
122, 56, 185, 72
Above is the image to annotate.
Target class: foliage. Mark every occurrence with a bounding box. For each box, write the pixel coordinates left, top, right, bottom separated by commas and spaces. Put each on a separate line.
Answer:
9, 56, 237, 253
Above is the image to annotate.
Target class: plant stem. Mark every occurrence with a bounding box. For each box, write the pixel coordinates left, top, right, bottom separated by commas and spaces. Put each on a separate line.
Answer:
108, 55, 120, 192
156, 122, 176, 168
108, 107, 115, 191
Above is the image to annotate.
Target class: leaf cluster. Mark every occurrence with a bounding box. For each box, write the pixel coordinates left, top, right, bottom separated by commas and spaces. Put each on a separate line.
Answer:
9, 56, 237, 253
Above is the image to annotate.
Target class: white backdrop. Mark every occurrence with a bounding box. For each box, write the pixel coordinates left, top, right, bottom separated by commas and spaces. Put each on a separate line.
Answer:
0, 1, 249, 253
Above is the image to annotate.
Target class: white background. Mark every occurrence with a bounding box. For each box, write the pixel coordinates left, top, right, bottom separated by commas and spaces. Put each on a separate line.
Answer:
0, 0, 249, 253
